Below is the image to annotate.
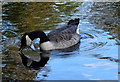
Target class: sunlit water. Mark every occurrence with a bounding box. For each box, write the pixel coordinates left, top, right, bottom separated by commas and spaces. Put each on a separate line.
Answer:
2, 2, 119, 80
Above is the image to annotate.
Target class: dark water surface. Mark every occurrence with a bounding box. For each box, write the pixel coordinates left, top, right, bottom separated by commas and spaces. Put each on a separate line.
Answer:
2, 2, 120, 80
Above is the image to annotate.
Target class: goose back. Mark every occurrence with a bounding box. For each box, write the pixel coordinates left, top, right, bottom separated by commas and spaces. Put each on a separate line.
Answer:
47, 25, 71, 37
48, 25, 78, 42
47, 25, 80, 49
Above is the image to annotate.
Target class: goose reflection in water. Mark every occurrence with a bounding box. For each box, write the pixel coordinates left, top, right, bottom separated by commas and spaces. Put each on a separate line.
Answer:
19, 51, 50, 70
19, 38, 80, 69
18, 41, 80, 80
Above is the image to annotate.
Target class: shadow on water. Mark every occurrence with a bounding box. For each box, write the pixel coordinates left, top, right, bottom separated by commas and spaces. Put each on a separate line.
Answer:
2, 2, 120, 80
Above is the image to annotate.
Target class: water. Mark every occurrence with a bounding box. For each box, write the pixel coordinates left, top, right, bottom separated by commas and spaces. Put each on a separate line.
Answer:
2, 2, 120, 80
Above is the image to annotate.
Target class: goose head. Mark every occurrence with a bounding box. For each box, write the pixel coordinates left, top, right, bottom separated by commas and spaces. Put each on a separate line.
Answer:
19, 30, 50, 52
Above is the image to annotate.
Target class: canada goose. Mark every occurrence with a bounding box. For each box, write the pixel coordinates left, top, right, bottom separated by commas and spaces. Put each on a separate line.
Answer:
19, 18, 80, 51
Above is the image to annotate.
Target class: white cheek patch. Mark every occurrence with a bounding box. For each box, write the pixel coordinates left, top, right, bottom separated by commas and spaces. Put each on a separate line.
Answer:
26, 35, 32, 46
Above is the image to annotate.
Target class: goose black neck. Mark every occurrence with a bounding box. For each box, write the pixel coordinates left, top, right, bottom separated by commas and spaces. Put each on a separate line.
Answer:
28, 30, 50, 44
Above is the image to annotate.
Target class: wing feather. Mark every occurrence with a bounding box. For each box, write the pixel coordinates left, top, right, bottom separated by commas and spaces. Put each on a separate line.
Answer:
48, 25, 78, 42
